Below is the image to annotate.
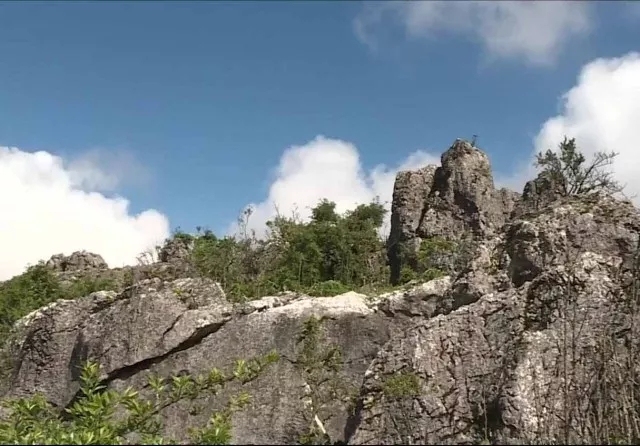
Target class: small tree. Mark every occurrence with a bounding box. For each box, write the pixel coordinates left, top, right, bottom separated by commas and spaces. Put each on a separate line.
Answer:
535, 137, 621, 197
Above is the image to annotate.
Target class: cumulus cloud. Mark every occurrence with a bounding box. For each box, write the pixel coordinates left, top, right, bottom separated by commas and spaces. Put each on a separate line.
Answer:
67, 148, 153, 192
0, 146, 170, 281
240, 53, 640, 242
232, 136, 439, 237
497, 52, 640, 201
354, 1, 592, 66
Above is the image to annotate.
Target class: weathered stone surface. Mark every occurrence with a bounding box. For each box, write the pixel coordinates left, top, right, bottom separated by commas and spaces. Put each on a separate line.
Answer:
516, 170, 566, 216
158, 236, 194, 263
505, 193, 640, 287
3, 141, 640, 445
387, 165, 438, 284
388, 139, 519, 284
348, 290, 523, 445
46, 251, 109, 273
5, 278, 231, 407
347, 196, 640, 445
1, 278, 394, 444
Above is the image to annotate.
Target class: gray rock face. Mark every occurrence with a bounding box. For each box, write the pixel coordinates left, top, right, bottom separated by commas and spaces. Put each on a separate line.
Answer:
387, 165, 438, 283
46, 251, 109, 273
505, 193, 640, 287
520, 170, 566, 213
388, 139, 519, 284
158, 236, 194, 263
3, 141, 640, 445
2, 280, 393, 444
350, 194, 640, 444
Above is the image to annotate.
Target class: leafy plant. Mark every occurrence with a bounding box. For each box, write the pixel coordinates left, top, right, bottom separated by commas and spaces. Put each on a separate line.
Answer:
0, 262, 63, 341
382, 372, 421, 399
65, 277, 118, 300
188, 199, 391, 301
0, 351, 279, 445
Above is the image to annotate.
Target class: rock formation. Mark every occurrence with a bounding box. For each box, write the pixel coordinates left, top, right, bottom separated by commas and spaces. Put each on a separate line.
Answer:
352, 192, 640, 444
46, 241, 195, 291
46, 250, 109, 273
2, 139, 640, 444
158, 235, 194, 264
388, 139, 519, 284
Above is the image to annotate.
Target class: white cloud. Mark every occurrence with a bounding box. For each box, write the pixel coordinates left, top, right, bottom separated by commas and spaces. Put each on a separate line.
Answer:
67, 148, 153, 192
232, 136, 439, 238
497, 52, 640, 202
0, 146, 171, 281
355, 1, 592, 66
242, 53, 640, 242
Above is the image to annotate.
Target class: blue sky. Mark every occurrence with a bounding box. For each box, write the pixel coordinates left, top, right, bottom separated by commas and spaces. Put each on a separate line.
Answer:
1, 1, 640, 279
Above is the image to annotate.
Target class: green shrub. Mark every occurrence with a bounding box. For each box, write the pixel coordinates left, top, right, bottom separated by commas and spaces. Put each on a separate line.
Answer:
0, 263, 63, 341
65, 277, 118, 300
189, 199, 390, 300
382, 372, 421, 399
421, 268, 446, 282
0, 351, 279, 445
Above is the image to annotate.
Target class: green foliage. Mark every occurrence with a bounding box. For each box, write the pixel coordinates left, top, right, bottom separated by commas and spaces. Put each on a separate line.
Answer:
382, 372, 421, 399
396, 236, 460, 285
0, 351, 279, 445
398, 265, 418, 284
191, 233, 258, 299
66, 277, 118, 300
0, 262, 63, 341
0, 263, 118, 342
535, 137, 621, 197
186, 198, 473, 298
189, 199, 391, 301
172, 228, 195, 243
305, 280, 351, 297
310, 199, 338, 223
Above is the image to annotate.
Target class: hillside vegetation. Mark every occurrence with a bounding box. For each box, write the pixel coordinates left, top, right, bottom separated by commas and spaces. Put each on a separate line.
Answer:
1, 137, 636, 445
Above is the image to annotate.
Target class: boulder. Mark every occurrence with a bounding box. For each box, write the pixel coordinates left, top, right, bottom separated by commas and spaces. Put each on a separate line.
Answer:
45, 251, 108, 273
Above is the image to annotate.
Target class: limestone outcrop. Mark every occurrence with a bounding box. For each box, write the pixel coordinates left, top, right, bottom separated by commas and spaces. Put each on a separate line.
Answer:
388, 139, 519, 284
2, 139, 640, 444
